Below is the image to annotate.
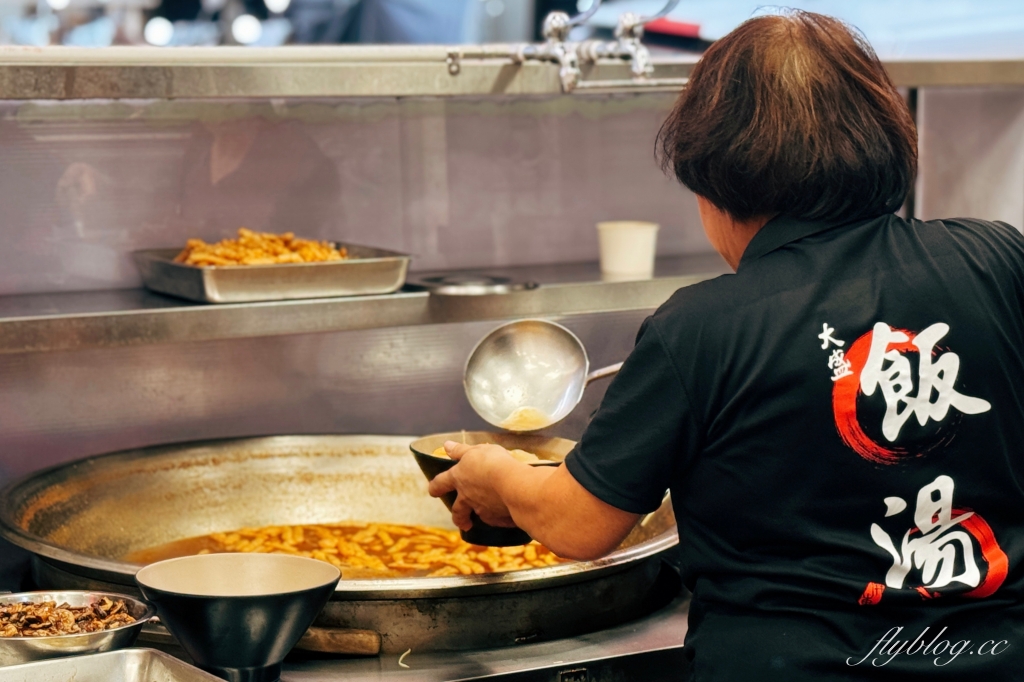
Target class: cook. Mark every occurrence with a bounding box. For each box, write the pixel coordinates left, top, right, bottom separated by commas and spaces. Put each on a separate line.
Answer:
429, 10, 1024, 681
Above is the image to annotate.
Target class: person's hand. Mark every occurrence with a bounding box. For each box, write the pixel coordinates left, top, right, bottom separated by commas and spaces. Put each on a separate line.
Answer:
427, 441, 526, 531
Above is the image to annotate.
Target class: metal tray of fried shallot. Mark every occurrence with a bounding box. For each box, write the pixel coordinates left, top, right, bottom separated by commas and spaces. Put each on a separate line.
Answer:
133, 245, 411, 304
0, 649, 221, 681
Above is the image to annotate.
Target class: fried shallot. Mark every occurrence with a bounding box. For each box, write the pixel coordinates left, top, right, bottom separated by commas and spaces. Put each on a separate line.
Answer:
0, 597, 135, 637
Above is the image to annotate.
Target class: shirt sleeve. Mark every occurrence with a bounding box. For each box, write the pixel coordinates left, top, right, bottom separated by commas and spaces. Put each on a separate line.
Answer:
564, 316, 700, 514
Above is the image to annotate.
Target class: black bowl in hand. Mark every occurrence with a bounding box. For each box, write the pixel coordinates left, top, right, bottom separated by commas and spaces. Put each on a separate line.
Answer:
410, 431, 574, 547
135, 553, 339, 682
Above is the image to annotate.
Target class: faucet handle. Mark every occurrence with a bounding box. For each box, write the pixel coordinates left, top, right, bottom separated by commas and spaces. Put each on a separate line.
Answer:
541, 0, 603, 42
616, 0, 681, 39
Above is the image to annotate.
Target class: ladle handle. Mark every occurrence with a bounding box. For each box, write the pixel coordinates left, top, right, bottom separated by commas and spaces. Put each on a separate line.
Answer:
297, 626, 382, 655
585, 362, 623, 385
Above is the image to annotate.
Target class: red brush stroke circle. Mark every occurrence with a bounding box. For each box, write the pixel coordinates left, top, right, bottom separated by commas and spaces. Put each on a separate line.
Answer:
832, 329, 917, 464
955, 509, 1009, 599
859, 511, 1007, 604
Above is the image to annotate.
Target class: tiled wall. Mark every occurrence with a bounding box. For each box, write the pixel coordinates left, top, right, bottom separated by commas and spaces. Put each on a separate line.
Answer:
0, 93, 706, 296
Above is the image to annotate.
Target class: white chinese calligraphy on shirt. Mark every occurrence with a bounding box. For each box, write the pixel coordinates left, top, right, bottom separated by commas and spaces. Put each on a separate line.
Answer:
869, 475, 980, 590
860, 322, 991, 442
828, 348, 853, 382
818, 323, 845, 350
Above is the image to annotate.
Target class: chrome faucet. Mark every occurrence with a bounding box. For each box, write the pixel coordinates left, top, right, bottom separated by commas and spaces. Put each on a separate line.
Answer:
447, 0, 688, 93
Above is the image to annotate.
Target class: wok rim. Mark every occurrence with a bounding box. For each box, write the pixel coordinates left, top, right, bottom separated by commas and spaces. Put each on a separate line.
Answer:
0, 435, 678, 599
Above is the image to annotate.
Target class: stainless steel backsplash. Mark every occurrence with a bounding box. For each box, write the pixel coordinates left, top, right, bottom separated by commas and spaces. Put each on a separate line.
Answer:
0, 310, 648, 484
918, 86, 1024, 227
1, 86, 1023, 482
0, 94, 706, 297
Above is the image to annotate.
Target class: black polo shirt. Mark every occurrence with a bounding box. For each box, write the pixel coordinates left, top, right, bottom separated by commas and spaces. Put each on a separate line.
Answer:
565, 213, 1024, 681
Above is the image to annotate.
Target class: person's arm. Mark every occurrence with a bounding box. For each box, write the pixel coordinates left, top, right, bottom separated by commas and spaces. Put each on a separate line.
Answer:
430, 316, 697, 560
428, 442, 640, 560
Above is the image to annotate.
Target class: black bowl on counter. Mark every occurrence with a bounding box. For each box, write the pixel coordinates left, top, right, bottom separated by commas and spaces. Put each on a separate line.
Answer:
135, 553, 340, 682
410, 431, 574, 547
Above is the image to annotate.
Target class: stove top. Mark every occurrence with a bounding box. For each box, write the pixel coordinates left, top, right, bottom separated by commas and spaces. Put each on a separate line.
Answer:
0, 538, 690, 681
283, 595, 689, 682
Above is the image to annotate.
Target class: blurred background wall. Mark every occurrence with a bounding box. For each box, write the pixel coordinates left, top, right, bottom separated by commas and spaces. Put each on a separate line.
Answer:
4, 0, 1024, 54
0, 93, 708, 296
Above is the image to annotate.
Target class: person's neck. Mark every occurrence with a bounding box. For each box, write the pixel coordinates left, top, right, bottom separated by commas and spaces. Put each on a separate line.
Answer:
720, 218, 769, 270
696, 197, 772, 271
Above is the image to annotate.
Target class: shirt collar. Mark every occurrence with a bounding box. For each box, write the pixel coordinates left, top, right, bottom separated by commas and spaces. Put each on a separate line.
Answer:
738, 215, 858, 269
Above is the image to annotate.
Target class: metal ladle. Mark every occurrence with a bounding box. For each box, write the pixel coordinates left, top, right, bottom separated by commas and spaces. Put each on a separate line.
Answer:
464, 319, 622, 432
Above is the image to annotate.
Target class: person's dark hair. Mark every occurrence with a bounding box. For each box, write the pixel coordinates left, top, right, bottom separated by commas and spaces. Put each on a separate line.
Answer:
657, 10, 917, 222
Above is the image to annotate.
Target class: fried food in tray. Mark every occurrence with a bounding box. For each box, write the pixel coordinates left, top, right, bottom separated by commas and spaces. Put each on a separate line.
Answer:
175, 228, 348, 267
0, 597, 135, 638
126, 522, 568, 579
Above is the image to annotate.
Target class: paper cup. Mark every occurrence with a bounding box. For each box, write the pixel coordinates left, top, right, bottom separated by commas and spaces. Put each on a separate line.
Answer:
597, 221, 660, 281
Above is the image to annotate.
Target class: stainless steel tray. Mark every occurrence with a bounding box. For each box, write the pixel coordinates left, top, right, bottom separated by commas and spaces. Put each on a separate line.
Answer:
0, 648, 221, 681
133, 245, 411, 303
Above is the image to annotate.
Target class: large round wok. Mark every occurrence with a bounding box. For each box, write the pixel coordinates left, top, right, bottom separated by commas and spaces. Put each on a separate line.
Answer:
0, 435, 678, 654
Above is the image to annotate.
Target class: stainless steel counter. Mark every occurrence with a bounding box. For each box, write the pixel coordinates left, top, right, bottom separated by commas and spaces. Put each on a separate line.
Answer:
0, 254, 729, 354
281, 595, 689, 682
0, 546, 687, 681
0, 45, 658, 100
0, 46, 1021, 99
